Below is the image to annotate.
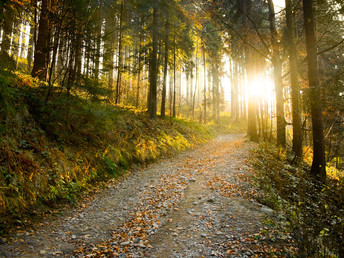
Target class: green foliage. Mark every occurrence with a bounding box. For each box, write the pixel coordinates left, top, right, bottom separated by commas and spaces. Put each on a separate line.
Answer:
252, 143, 344, 257
0, 70, 19, 120
0, 52, 16, 71
74, 77, 113, 101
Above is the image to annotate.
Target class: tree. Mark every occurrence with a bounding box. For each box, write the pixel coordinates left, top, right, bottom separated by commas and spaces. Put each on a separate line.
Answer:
115, 0, 124, 104
148, 3, 159, 119
31, 0, 50, 80
302, 0, 326, 181
285, 0, 302, 160
161, 16, 169, 118
267, 0, 286, 147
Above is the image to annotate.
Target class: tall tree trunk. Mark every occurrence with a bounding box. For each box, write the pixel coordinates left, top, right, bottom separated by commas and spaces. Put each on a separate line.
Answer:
242, 65, 247, 120
161, 18, 169, 118
193, 42, 199, 120
74, 33, 83, 81
94, 0, 103, 79
302, 0, 326, 182
247, 57, 258, 141
169, 69, 173, 116
230, 60, 235, 119
241, 0, 257, 140
1, 5, 14, 55
136, 29, 143, 108
148, 4, 158, 119
115, 0, 124, 104
57, 32, 66, 81
216, 64, 220, 122
172, 32, 176, 117
31, 0, 49, 81
104, 6, 115, 101
267, 0, 286, 147
233, 61, 240, 122
212, 63, 219, 122
46, 23, 61, 101
27, 4, 37, 73
203, 46, 207, 124
286, 0, 302, 159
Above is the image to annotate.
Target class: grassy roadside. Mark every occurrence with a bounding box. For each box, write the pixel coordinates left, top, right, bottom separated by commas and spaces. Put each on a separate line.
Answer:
251, 143, 344, 257
0, 71, 220, 236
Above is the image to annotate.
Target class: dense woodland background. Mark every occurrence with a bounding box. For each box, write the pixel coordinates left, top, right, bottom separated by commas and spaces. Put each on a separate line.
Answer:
0, 0, 344, 256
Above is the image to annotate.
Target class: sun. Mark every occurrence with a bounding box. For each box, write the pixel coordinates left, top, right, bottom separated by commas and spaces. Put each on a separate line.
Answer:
248, 75, 275, 103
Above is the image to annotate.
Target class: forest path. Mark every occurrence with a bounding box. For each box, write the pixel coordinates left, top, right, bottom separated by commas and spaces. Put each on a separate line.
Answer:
0, 134, 293, 257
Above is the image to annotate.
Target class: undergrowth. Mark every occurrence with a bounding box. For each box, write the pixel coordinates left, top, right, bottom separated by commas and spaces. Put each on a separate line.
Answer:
252, 143, 344, 257
0, 70, 217, 235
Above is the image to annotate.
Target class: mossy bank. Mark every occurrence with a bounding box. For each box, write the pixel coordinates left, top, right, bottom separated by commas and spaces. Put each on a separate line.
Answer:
0, 71, 216, 235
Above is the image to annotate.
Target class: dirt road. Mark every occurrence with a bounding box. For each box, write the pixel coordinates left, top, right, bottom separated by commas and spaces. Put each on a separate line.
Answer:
0, 134, 294, 257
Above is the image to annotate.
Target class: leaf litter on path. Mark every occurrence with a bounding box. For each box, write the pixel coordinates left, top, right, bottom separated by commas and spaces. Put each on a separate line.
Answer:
0, 134, 297, 257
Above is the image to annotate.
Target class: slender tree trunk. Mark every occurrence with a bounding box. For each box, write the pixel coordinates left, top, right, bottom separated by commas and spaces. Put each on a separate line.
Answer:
75, 34, 82, 81
203, 46, 207, 124
18, 21, 27, 61
136, 30, 143, 107
57, 32, 66, 81
233, 61, 240, 122
148, 4, 158, 119
230, 60, 235, 119
247, 57, 258, 141
286, 0, 302, 159
216, 64, 220, 123
27, 2, 37, 72
173, 32, 176, 117
302, 0, 326, 182
193, 42, 199, 120
31, 0, 50, 81
16, 21, 23, 69
169, 69, 173, 116
212, 63, 220, 122
161, 18, 169, 117
104, 6, 115, 101
241, 0, 257, 140
267, 0, 286, 147
46, 23, 61, 101
242, 65, 247, 120
94, 0, 103, 79
115, 0, 124, 104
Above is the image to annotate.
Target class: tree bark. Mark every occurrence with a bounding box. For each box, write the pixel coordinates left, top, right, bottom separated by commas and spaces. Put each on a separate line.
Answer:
115, 0, 124, 104
136, 27, 143, 108
148, 4, 158, 119
27, 3, 37, 73
161, 17, 169, 118
1, 5, 14, 55
203, 45, 207, 124
94, 0, 103, 79
31, 0, 50, 81
241, 0, 257, 140
286, 0, 302, 159
172, 32, 176, 117
302, 0, 326, 182
104, 5, 115, 101
267, 0, 286, 147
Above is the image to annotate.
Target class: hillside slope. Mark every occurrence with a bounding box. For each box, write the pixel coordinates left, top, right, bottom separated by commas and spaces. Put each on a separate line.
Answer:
0, 71, 216, 234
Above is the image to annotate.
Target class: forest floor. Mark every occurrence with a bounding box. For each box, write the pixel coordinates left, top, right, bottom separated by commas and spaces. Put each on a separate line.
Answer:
0, 134, 296, 257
